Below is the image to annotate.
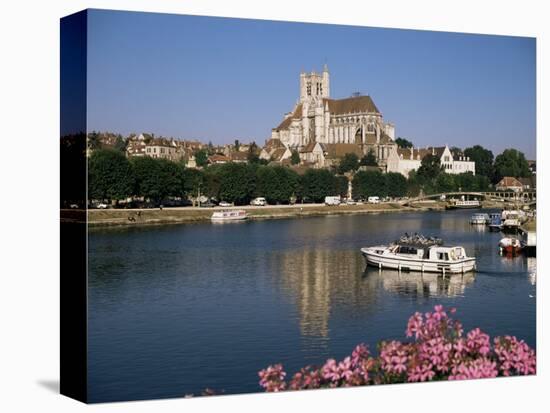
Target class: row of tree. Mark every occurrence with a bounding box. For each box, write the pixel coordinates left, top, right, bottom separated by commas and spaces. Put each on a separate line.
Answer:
89, 148, 501, 205
88, 149, 349, 205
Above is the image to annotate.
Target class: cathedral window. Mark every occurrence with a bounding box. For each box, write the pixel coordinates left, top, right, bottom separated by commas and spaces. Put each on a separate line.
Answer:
307, 82, 311, 96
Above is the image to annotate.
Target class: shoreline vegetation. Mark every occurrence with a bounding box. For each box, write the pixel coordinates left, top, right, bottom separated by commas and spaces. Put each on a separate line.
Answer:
74, 200, 504, 228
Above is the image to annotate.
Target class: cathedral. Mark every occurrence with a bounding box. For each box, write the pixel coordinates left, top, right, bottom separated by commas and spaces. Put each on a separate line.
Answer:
271, 65, 397, 166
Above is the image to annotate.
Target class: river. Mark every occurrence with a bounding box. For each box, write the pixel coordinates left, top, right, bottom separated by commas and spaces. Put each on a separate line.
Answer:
88, 209, 536, 402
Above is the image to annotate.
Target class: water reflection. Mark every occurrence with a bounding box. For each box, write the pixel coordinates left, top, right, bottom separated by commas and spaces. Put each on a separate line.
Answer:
365, 267, 475, 298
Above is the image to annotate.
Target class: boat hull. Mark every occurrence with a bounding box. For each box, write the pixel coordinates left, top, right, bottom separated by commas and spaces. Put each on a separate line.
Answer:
361, 248, 476, 274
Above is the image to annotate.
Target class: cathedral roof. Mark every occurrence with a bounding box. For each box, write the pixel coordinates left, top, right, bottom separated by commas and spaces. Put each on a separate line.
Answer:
274, 104, 303, 131
324, 143, 363, 159
324, 95, 380, 115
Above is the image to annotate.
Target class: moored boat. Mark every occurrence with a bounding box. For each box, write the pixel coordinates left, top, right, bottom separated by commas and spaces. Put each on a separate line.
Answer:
470, 213, 489, 225
499, 237, 523, 255
447, 199, 481, 209
488, 213, 502, 231
360, 234, 476, 274
211, 209, 248, 222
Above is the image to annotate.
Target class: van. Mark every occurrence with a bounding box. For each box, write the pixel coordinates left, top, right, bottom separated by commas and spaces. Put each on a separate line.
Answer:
367, 196, 380, 204
251, 197, 267, 206
324, 196, 341, 206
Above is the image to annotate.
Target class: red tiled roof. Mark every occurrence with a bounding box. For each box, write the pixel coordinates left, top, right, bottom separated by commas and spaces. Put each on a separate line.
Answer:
324, 95, 380, 115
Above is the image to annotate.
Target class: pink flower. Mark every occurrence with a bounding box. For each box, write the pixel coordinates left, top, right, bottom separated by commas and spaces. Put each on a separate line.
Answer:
258, 364, 287, 392
408, 362, 436, 382
494, 336, 536, 376
449, 358, 498, 380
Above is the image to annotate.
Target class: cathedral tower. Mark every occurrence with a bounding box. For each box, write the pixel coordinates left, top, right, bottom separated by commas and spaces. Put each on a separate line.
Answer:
300, 65, 330, 103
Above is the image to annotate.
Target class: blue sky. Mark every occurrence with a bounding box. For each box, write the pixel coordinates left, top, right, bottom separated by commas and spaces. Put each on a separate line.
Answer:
86, 9, 536, 159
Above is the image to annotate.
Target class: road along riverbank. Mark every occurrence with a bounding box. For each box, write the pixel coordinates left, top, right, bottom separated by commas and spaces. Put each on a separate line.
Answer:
70, 199, 504, 228
84, 202, 444, 228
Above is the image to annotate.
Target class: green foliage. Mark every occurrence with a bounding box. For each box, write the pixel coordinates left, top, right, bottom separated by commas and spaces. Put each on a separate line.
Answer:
300, 169, 338, 202
435, 173, 455, 193
88, 149, 134, 201
217, 163, 257, 205
360, 149, 378, 166
114, 135, 127, 153
256, 166, 300, 204
353, 170, 387, 199
195, 149, 208, 167
395, 137, 413, 148
464, 145, 494, 180
385, 172, 408, 198
291, 150, 301, 165
182, 167, 204, 197
417, 154, 442, 181
87, 131, 101, 151
338, 153, 360, 174
335, 175, 350, 198
494, 149, 531, 182
131, 157, 182, 201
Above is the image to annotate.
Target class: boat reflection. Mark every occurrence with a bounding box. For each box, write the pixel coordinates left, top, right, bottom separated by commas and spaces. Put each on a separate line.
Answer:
363, 267, 475, 298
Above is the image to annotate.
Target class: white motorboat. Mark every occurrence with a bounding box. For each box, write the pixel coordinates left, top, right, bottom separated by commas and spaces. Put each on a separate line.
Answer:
211, 209, 248, 222
470, 213, 489, 225
501, 210, 522, 231
360, 234, 476, 274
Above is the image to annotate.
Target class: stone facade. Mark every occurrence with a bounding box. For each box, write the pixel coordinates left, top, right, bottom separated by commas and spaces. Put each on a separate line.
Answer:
271, 65, 397, 168
386, 145, 476, 177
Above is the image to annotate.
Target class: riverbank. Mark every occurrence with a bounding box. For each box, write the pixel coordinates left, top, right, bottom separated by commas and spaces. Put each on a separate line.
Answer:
67, 199, 504, 228
84, 202, 442, 228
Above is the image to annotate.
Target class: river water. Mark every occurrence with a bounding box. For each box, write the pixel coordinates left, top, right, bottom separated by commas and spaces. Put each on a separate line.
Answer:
88, 209, 536, 402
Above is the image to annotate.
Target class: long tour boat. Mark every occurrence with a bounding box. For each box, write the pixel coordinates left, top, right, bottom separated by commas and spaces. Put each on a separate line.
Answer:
360, 234, 476, 274
446, 199, 481, 209
211, 209, 248, 222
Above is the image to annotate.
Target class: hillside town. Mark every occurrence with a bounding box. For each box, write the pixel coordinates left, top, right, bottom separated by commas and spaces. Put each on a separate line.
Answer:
82, 66, 536, 209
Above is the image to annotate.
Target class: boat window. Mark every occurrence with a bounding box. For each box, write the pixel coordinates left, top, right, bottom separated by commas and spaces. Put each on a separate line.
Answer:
397, 246, 417, 254
437, 252, 450, 261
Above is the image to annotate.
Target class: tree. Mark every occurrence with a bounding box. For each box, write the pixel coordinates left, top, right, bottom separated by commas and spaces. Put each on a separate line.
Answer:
338, 153, 360, 174
417, 154, 442, 181
182, 167, 204, 200
494, 149, 531, 182
463, 145, 494, 180
234, 139, 240, 151
395, 137, 413, 148
335, 175, 350, 198
385, 172, 408, 198
195, 149, 209, 167
131, 157, 182, 202
88, 149, 134, 201
114, 134, 127, 153
256, 166, 299, 204
291, 150, 301, 165
435, 173, 456, 193
353, 170, 387, 199
217, 163, 257, 205
360, 149, 378, 167
300, 169, 338, 202
87, 131, 101, 151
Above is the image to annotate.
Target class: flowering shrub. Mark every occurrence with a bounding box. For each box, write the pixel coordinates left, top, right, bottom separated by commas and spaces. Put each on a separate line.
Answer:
258, 306, 535, 391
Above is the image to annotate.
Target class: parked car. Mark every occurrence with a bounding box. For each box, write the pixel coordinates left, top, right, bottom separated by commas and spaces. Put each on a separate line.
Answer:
345, 199, 356, 205
69, 203, 79, 209
219, 201, 234, 207
367, 196, 380, 204
324, 196, 341, 206
251, 197, 267, 206
97, 202, 109, 209
200, 200, 216, 208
